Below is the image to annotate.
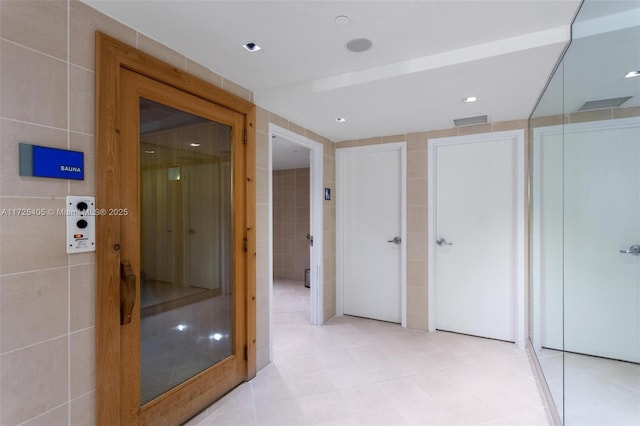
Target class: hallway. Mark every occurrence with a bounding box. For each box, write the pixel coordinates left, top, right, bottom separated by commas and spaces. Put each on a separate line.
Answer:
187, 280, 550, 425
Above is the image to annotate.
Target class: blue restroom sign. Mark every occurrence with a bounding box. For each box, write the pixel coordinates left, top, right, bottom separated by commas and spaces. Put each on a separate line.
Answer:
19, 143, 84, 180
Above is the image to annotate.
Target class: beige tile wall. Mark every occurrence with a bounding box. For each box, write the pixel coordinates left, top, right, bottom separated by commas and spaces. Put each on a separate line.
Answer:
0, 1, 266, 424
273, 168, 311, 281
336, 120, 530, 331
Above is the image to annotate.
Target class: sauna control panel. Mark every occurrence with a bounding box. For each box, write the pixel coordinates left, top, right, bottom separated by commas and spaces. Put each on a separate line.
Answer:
66, 196, 95, 254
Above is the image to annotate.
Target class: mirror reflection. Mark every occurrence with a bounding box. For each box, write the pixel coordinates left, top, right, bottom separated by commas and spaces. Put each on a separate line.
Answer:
139, 98, 233, 405
529, 0, 640, 424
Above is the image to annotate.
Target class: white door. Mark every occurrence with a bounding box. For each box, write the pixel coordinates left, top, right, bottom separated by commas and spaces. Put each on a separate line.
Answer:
432, 134, 520, 342
563, 122, 640, 363
339, 144, 405, 323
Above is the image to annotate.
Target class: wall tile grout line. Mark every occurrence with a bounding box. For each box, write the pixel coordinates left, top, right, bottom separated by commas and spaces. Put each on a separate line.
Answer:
0, 116, 71, 133
69, 389, 95, 404
68, 261, 97, 268
65, 5, 74, 422
0, 264, 72, 278
0, 195, 67, 200
69, 129, 95, 137
70, 63, 95, 75
0, 333, 68, 357
69, 325, 96, 337
15, 400, 69, 426
67, 3, 72, 409
0, 37, 67, 65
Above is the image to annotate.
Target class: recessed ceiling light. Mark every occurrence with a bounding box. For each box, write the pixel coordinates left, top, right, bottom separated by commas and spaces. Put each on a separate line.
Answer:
346, 38, 372, 53
335, 15, 350, 26
144, 150, 155, 154
190, 142, 201, 147
463, 96, 478, 103
624, 70, 640, 78
242, 42, 262, 52
335, 117, 347, 123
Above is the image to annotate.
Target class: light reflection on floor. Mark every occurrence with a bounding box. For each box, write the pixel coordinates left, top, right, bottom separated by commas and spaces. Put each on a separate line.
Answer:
140, 292, 232, 405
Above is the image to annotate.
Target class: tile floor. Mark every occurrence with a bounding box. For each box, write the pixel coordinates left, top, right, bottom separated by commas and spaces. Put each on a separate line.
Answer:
187, 279, 551, 425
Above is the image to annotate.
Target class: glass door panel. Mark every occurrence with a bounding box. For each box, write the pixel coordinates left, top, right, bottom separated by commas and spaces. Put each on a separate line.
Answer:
138, 98, 233, 405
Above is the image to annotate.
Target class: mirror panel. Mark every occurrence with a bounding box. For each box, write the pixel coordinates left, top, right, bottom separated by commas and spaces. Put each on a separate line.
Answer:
530, 1, 640, 423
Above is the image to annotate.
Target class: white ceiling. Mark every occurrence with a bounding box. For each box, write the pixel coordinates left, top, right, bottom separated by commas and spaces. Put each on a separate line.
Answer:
83, 0, 588, 141
272, 136, 311, 170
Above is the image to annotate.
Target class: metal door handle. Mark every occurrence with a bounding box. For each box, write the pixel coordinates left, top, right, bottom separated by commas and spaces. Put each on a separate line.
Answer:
120, 261, 136, 325
436, 237, 453, 247
620, 244, 640, 256
387, 236, 401, 245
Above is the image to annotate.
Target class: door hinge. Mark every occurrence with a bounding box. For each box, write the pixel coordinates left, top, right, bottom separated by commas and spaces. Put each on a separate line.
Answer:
243, 237, 248, 252
244, 345, 248, 361
243, 130, 248, 144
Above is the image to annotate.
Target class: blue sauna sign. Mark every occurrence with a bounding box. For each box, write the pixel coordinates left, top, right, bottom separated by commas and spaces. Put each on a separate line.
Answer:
19, 143, 84, 180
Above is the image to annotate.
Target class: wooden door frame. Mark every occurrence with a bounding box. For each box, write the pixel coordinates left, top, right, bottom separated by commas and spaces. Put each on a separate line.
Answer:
335, 142, 408, 327
95, 32, 256, 425
426, 129, 525, 348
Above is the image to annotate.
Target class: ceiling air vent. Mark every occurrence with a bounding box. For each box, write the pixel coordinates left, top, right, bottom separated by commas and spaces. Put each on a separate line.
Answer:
454, 115, 488, 127
577, 96, 631, 112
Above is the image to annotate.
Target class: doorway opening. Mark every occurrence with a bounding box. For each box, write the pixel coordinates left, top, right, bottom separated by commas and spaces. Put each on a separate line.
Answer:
268, 124, 324, 361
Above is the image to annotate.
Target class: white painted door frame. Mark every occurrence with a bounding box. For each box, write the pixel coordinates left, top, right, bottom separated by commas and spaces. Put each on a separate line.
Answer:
336, 142, 407, 327
268, 124, 324, 351
427, 130, 525, 348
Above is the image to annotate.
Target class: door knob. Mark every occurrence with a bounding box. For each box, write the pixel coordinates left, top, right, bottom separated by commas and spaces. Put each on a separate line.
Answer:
436, 237, 453, 247
387, 236, 401, 245
620, 244, 640, 256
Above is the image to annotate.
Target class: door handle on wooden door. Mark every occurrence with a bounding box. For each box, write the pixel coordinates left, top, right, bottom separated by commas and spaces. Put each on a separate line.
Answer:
120, 261, 136, 325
